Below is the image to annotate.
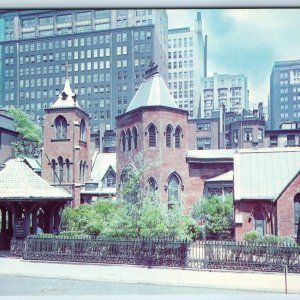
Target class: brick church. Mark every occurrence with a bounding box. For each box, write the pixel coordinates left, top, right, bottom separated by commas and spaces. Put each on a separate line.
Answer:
115, 63, 300, 242
2, 63, 299, 244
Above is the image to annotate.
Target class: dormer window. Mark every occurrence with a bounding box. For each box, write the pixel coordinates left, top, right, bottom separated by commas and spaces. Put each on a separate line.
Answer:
54, 116, 67, 139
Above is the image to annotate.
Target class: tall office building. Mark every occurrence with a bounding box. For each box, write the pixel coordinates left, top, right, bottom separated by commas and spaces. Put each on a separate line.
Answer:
201, 73, 249, 118
0, 9, 168, 132
167, 12, 207, 118
269, 60, 300, 129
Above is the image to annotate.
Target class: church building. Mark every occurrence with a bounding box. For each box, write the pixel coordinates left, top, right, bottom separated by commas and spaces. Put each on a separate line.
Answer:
41, 76, 91, 207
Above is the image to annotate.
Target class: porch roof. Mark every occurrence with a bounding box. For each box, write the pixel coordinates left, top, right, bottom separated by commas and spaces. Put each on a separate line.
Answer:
0, 159, 72, 201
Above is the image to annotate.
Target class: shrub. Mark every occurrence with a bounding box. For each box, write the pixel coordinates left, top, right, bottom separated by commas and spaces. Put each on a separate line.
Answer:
244, 231, 296, 246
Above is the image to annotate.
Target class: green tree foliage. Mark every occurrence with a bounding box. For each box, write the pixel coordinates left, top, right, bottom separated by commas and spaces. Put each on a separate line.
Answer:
7, 107, 42, 157
191, 194, 234, 238
61, 198, 197, 240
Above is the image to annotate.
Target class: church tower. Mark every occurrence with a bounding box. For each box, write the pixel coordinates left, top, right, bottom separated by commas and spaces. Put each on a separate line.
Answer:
41, 76, 91, 207
116, 63, 191, 210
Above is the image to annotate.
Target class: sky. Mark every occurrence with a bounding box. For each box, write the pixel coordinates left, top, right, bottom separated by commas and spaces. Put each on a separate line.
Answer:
168, 9, 300, 108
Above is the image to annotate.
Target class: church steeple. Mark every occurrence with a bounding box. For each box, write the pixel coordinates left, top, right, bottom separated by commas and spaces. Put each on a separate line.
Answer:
52, 78, 78, 109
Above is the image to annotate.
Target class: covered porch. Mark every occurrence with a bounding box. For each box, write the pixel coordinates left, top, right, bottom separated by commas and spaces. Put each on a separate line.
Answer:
0, 159, 72, 250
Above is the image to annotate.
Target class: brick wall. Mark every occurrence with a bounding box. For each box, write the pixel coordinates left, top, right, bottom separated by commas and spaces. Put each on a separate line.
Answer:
42, 108, 91, 207
276, 172, 300, 237
234, 200, 274, 241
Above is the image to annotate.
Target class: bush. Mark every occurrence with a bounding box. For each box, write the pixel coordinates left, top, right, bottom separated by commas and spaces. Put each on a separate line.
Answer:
244, 231, 296, 246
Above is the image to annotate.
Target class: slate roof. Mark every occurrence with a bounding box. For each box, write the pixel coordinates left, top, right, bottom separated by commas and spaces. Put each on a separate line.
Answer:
51, 78, 80, 109
234, 148, 300, 201
126, 73, 179, 113
0, 159, 72, 200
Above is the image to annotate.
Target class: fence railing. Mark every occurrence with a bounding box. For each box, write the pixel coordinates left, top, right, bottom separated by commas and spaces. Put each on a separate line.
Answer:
22, 235, 188, 268
188, 240, 300, 273
10, 236, 300, 273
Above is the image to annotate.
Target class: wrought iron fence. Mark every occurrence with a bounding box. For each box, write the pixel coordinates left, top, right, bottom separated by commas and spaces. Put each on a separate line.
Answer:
23, 235, 188, 268
10, 239, 26, 257
12, 236, 300, 273
188, 240, 300, 273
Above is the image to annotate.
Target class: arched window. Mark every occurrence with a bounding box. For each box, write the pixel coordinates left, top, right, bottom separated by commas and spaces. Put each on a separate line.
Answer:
165, 125, 173, 148
253, 209, 265, 235
58, 156, 64, 183
148, 124, 156, 147
294, 194, 300, 242
82, 161, 86, 182
79, 160, 82, 182
54, 116, 67, 139
126, 128, 132, 151
65, 159, 70, 182
148, 177, 157, 196
132, 126, 138, 149
168, 173, 181, 208
80, 119, 86, 141
51, 159, 57, 183
175, 126, 182, 148
120, 130, 126, 152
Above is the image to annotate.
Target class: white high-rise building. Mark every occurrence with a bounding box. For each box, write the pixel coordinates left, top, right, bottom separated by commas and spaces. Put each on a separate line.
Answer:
167, 12, 207, 118
201, 73, 249, 118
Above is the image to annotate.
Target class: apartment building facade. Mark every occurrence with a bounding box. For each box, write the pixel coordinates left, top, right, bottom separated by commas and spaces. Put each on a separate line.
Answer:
167, 12, 206, 119
269, 60, 300, 129
201, 73, 249, 118
0, 9, 168, 133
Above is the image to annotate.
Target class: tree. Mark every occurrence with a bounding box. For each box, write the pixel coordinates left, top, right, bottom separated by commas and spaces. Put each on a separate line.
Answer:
7, 108, 42, 157
191, 194, 234, 239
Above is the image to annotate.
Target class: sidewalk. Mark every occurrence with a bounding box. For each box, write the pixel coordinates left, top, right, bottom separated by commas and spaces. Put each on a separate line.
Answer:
1, 256, 300, 294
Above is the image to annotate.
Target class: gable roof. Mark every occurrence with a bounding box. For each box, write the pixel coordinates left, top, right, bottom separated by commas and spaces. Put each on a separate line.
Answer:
126, 73, 179, 113
234, 148, 300, 201
0, 159, 72, 200
91, 152, 116, 183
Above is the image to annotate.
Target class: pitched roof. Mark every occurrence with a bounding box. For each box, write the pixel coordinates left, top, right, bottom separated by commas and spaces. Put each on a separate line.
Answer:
0, 159, 72, 200
205, 170, 233, 182
234, 148, 300, 201
91, 152, 116, 184
126, 73, 179, 113
51, 78, 80, 109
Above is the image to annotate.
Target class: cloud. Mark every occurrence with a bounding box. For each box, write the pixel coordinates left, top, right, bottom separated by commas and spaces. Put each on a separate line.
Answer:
168, 9, 300, 105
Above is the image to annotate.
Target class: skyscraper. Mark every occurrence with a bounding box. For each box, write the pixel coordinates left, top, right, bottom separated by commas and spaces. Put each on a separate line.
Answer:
269, 60, 300, 129
0, 9, 168, 133
201, 73, 249, 118
167, 12, 206, 119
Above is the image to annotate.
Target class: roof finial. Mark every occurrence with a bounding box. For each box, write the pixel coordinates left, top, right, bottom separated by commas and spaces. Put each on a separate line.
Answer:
63, 61, 71, 79
145, 60, 158, 79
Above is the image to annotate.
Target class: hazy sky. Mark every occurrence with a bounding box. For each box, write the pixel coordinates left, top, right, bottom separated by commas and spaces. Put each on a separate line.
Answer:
168, 9, 300, 108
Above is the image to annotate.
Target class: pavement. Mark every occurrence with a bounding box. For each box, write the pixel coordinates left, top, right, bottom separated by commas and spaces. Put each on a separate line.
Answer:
0, 255, 300, 294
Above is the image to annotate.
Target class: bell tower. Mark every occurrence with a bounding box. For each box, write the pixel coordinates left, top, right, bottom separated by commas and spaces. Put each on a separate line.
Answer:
41, 76, 91, 207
